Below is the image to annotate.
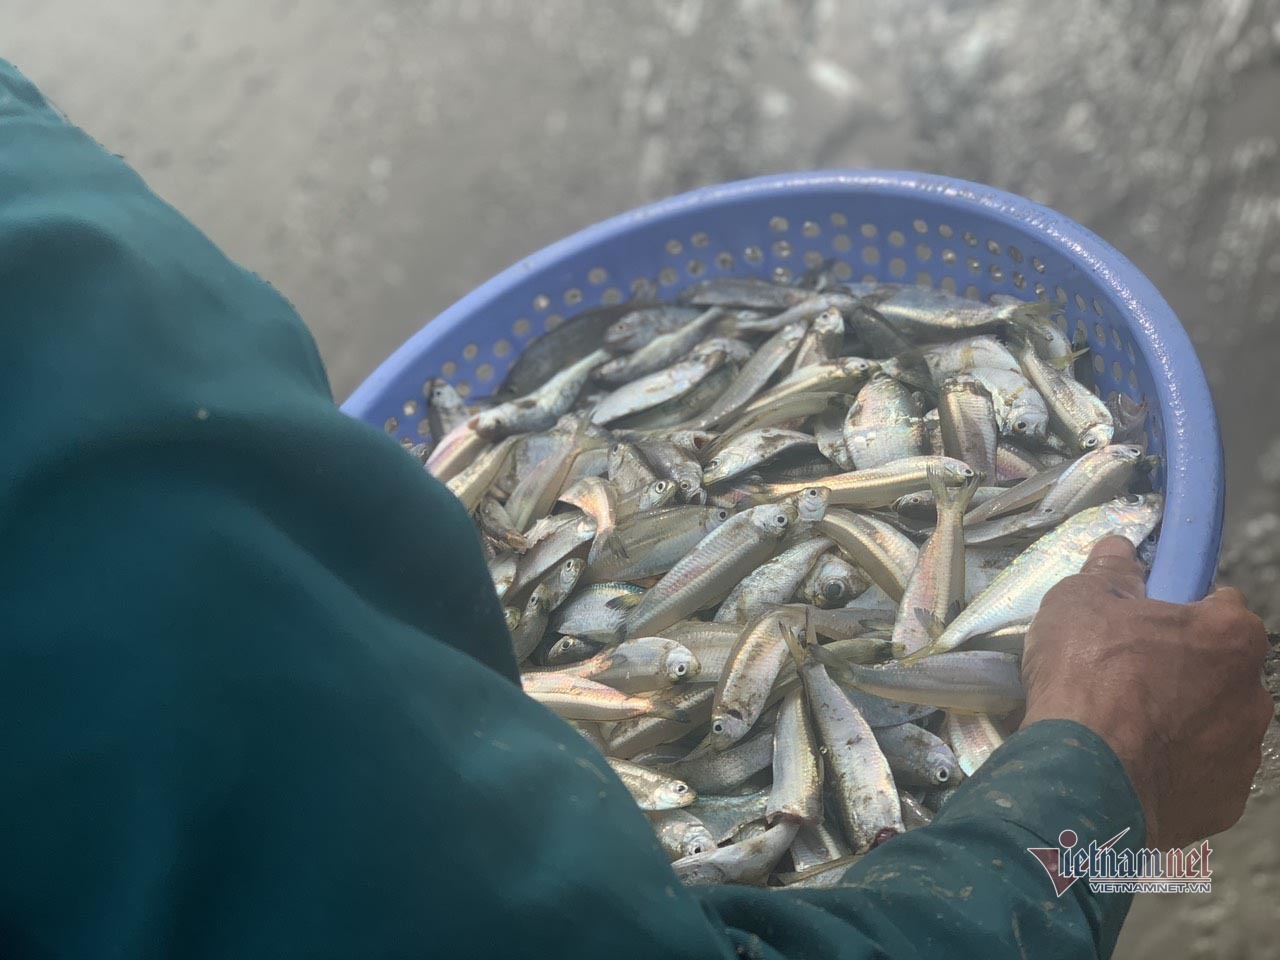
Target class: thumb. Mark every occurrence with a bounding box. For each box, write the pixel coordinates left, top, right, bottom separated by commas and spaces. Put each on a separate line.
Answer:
1079, 535, 1147, 599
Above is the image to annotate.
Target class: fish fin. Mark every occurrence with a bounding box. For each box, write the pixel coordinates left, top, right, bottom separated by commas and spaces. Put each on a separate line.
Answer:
604, 593, 644, 612
914, 607, 948, 641
859, 618, 897, 633
780, 613, 811, 667
809, 643, 853, 673
926, 464, 983, 509
1054, 345, 1092, 369
650, 703, 691, 723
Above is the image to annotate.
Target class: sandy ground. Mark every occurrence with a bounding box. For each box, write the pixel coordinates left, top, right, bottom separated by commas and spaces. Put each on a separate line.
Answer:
4, 1, 1279, 954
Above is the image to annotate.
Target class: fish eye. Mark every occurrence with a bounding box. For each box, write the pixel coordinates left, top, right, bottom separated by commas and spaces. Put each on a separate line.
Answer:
708, 458, 720, 469
712, 720, 726, 734
716, 509, 729, 521
654, 480, 670, 492
961, 467, 975, 477
673, 782, 689, 794
1013, 419, 1028, 433
936, 768, 950, 783
689, 842, 706, 854
674, 662, 687, 676
1083, 436, 1099, 448
824, 582, 846, 602
775, 514, 788, 525
679, 478, 694, 490
1127, 446, 1142, 456
1121, 494, 1141, 505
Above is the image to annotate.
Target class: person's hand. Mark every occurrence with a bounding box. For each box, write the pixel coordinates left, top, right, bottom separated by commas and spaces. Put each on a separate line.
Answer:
1020, 536, 1273, 850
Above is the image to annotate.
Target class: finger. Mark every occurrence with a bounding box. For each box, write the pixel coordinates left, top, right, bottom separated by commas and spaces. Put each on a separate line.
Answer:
1203, 585, 1249, 609
1079, 535, 1147, 599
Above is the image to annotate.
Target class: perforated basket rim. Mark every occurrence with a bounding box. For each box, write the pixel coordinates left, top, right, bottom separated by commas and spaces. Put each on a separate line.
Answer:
342, 169, 1223, 604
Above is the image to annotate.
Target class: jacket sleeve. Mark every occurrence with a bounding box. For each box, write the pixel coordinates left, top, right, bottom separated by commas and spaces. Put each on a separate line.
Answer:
0, 59, 1143, 960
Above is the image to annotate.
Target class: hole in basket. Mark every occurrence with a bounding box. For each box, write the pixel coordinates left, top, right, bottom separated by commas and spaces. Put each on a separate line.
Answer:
402, 400, 418, 417
861, 223, 878, 238
1031, 256, 1045, 273
1127, 340, 1136, 362
967, 257, 982, 275
512, 319, 531, 337
961, 231, 978, 247
888, 230, 905, 248
717, 252, 735, 270
964, 284, 981, 300
564, 288, 582, 306
1094, 322, 1107, 345
1012, 272, 1026, 289
456, 381, 471, 398
941, 276, 958, 293
745, 245, 763, 264
802, 221, 820, 238
1034, 282, 1048, 300
1112, 360, 1124, 383
400, 437, 415, 450
659, 268, 678, 286
862, 246, 881, 265
773, 240, 792, 258
1057, 315, 1070, 335
1112, 328, 1124, 350
774, 266, 792, 283
476, 363, 495, 382
938, 223, 954, 239
494, 338, 512, 357
1093, 354, 1106, 375
417, 418, 431, 436
915, 271, 932, 287
1008, 245, 1024, 263
545, 314, 563, 330
1128, 369, 1139, 390
602, 287, 623, 305
986, 239, 1001, 256
941, 249, 957, 265
631, 277, 651, 296
916, 243, 933, 261
691, 231, 709, 248
1075, 293, 1087, 311
832, 261, 853, 280
442, 360, 458, 376
804, 250, 824, 268
769, 216, 789, 233
533, 294, 550, 311
1055, 285, 1068, 303
1093, 298, 1104, 316
588, 267, 608, 285
462, 343, 478, 360
688, 259, 705, 276
989, 265, 1005, 282
913, 218, 928, 234
833, 234, 852, 252
1075, 319, 1089, 344
830, 212, 847, 227
889, 257, 907, 277
666, 238, 683, 255
384, 417, 398, 433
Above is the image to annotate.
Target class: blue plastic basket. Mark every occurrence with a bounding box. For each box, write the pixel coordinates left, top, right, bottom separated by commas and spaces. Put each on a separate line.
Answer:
342, 170, 1222, 604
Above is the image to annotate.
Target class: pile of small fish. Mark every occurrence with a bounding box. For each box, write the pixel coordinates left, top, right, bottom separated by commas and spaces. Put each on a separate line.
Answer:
419, 274, 1163, 888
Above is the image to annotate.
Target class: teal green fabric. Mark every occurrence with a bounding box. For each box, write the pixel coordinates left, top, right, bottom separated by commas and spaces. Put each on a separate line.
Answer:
0, 60, 1144, 959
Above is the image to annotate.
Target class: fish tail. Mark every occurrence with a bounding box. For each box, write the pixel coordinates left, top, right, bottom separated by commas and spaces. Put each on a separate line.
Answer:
926, 465, 981, 514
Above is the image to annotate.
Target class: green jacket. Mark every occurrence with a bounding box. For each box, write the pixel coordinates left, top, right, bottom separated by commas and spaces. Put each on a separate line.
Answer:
0, 60, 1144, 959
